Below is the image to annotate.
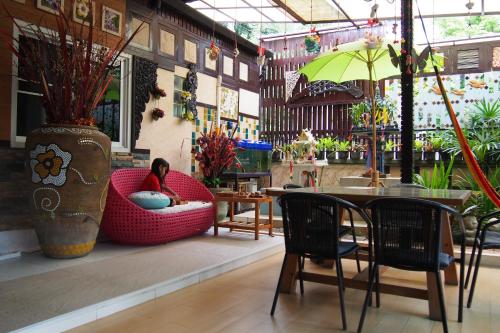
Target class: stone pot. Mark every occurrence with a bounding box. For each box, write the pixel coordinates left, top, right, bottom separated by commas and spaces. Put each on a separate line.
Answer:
350, 151, 361, 160
384, 151, 394, 161
413, 151, 422, 161
439, 150, 450, 161
26, 125, 111, 258
425, 151, 436, 161
209, 187, 230, 222
337, 151, 348, 160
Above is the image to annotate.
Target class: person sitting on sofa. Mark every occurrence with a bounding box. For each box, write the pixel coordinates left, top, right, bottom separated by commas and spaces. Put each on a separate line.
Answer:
140, 158, 182, 206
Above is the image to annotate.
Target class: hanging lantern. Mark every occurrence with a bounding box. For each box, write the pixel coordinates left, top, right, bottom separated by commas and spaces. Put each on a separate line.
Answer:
208, 40, 220, 61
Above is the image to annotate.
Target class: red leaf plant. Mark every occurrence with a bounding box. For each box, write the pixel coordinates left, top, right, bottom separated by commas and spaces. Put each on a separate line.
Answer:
195, 126, 240, 188
0, 3, 142, 126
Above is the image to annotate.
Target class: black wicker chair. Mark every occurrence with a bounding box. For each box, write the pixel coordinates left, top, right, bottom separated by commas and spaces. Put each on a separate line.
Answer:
465, 210, 500, 308
271, 193, 368, 330
283, 183, 303, 189
357, 198, 465, 333
282, 184, 362, 272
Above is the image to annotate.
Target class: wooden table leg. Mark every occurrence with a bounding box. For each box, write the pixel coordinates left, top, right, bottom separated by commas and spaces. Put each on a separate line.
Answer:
269, 199, 273, 237
229, 201, 234, 232
279, 253, 298, 293
214, 199, 218, 237
426, 271, 444, 321
255, 202, 260, 240
442, 212, 458, 285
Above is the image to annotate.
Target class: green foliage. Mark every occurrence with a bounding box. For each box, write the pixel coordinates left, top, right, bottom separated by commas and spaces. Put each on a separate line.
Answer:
414, 139, 424, 152
456, 167, 500, 217
384, 140, 397, 152
413, 157, 455, 189
467, 98, 500, 129
317, 137, 336, 151
335, 140, 351, 152
437, 15, 500, 39
350, 103, 369, 128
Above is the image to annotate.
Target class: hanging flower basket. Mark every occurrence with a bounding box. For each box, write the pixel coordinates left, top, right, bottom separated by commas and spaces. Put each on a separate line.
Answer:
152, 108, 165, 121
151, 85, 166, 99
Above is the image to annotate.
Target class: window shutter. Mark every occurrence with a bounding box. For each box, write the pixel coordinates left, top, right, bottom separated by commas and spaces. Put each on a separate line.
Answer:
457, 49, 480, 70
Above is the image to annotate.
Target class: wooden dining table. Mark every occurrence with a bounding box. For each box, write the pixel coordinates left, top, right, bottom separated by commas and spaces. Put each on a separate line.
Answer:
265, 185, 471, 321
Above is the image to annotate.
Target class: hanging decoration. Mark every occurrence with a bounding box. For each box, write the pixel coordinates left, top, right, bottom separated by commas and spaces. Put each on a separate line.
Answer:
283, 0, 288, 51
285, 71, 301, 102
182, 63, 198, 121
208, 11, 220, 60
233, 0, 239, 58
257, 0, 266, 66
304, 0, 320, 54
368, 1, 379, 26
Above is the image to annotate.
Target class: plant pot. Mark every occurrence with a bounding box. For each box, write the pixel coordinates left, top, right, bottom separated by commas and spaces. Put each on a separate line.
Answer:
26, 125, 111, 258
337, 151, 348, 160
413, 151, 422, 161
425, 151, 436, 161
350, 151, 361, 160
384, 151, 394, 161
209, 187, 230, 223
439, 150, 450, 161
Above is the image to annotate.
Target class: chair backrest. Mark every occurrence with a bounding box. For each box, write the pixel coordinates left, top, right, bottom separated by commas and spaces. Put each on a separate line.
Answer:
389, 183, 427, 189
283, 183, 303, 189
280, 192, 364, 258
365, 197, 459, 271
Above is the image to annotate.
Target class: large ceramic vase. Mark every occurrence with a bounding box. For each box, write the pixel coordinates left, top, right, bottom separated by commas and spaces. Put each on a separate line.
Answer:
209, 187, 230, 222
26, 125, 111, 258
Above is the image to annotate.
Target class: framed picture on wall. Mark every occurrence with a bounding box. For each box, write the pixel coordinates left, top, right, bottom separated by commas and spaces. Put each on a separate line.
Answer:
73, 0, 95, 26
37, 0, 64, 14
101, 6, 122, 36
219, 87, 239, 121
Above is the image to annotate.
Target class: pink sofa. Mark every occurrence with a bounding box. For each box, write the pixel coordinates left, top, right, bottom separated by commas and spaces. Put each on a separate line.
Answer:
101, 168, 214, 245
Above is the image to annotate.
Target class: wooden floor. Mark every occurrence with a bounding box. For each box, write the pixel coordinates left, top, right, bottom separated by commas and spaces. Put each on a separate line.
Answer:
68, 252, 500, 333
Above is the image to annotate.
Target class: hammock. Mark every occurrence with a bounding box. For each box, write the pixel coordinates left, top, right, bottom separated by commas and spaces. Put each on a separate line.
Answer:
416, 1, 500, 208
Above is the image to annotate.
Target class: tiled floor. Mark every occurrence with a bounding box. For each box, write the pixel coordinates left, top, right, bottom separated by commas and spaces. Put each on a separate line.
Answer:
0, 229, 282, 333
68, 252, 500, 333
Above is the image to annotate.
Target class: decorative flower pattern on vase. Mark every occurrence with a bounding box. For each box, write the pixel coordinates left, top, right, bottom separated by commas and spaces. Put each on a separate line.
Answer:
30, 144, 72, 187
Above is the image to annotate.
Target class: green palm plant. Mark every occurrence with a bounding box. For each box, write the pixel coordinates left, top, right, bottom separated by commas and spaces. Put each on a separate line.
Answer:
467, 99, 500, 128
413, 156, 455, 189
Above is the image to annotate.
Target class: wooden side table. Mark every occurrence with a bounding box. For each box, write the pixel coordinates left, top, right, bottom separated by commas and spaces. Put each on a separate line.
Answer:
213, 195, 273, 240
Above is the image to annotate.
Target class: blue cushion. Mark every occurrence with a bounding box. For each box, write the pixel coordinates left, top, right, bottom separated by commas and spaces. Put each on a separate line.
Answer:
128, 191, 171, 209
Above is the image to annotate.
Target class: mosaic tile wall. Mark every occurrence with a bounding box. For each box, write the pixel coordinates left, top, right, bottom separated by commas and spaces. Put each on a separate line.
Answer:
385, 71, 500, 130
191, 107, 260, 172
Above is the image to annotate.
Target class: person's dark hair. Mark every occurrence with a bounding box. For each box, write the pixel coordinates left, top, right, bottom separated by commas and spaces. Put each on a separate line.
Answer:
151, 158, 169, 184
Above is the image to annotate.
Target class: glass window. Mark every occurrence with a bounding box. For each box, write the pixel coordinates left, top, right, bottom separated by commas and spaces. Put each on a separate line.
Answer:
12, 31, 131, 151
173, 75, 185, 118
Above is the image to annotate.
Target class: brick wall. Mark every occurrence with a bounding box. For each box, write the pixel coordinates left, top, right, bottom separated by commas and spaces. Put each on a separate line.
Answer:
0, 147, 31, 232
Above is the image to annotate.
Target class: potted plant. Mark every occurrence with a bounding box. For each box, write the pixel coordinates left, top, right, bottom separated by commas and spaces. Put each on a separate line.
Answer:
350, 103, 369, 130
336, 140, 350, 160
315, 138, 325, 159
425, 134, 443, 161
195, 127, 240, 222
350, 143, 366, 160
384, 140, 396, 161
1, 6, 140, 258
317, 136, 335, 160
414, 139, 424, 161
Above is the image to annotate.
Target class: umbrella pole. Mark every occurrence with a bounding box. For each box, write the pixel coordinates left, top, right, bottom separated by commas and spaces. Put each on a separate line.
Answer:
367, 59, 379, 187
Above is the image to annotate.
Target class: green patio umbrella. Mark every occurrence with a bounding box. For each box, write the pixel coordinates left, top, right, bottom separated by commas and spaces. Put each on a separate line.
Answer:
299, 37, 442, 186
